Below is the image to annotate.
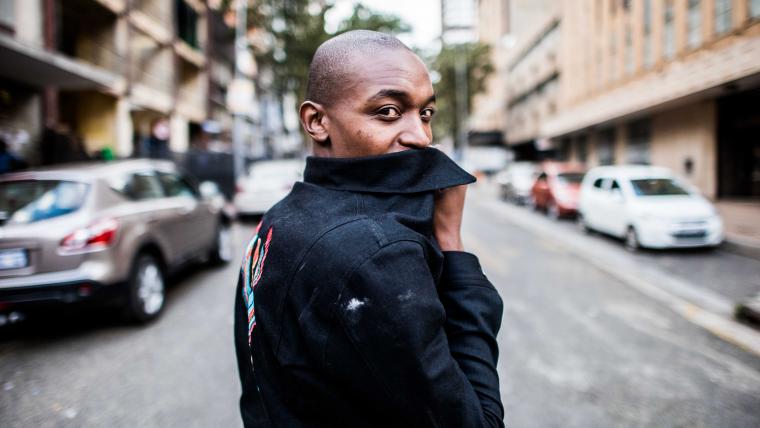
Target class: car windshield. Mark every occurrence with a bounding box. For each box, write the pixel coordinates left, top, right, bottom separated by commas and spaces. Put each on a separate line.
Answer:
630, 178, 690, 196
556, 173, 584, 184
0, 180, 89, 225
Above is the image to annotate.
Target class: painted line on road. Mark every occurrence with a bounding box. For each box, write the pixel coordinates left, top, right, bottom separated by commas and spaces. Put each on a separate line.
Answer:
470, 187, 760, 358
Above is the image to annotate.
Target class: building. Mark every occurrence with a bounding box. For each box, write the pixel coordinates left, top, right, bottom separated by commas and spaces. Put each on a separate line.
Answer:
470, 0, 561, 154
0, 0, 252, 164
545, 0, 760, 203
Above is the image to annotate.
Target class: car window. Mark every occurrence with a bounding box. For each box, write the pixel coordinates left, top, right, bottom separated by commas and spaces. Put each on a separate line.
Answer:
0, 180, 89, 225
112, 172, 164, 201
157, 172, 198, 198
630, 178, 690, 196
537, 172, 548, 181
557, 172, 584, 184
610, 180, 621, 191
592, 178, 605, 189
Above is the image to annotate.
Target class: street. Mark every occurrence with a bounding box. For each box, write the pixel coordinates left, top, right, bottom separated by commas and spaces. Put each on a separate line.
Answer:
1, 186, 760, 427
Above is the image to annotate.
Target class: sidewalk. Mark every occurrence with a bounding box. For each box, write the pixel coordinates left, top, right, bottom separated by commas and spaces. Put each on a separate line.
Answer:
716, 200, 760, 260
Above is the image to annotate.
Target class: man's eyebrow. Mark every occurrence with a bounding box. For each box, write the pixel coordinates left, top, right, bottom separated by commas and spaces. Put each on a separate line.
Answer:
367, 89, 436, 105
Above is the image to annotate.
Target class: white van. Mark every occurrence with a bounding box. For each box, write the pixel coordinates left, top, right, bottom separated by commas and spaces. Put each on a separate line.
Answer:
578, 165, 723, 250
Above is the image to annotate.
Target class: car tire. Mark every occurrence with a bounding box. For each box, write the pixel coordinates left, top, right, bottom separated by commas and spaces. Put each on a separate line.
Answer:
209, 222, 233, 265
124, 253, 165, 323
625, 226, 640, 252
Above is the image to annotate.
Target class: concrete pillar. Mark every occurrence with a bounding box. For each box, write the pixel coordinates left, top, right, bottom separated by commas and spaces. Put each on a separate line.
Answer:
170, 114, 188, 153
115, 98, 133, 157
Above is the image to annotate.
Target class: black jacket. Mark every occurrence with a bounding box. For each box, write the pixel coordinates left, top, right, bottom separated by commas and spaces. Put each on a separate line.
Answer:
234, 148, 504, 427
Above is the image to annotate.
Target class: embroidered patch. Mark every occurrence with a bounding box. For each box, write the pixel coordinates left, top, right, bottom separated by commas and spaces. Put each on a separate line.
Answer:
241, 223, 273, 344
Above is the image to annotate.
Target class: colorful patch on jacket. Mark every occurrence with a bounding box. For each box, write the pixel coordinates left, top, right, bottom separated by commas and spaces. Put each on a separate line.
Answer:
241, 222, 273, 344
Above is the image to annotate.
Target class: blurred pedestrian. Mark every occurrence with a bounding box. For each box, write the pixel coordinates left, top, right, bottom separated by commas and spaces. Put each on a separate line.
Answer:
0, 137, 26, 174
234, 30, 504, 427
142, 118, 171, 159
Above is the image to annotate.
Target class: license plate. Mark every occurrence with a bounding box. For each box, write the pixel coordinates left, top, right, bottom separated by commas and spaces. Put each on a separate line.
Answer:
0, 249, 28, 270
672, 230, 707, 239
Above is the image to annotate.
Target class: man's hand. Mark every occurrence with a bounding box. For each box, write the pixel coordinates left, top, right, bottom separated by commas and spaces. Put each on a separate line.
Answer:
434, 185, 467, 251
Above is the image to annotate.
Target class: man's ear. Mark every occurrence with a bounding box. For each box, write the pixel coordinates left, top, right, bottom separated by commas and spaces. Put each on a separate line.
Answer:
299, 101, 330, 146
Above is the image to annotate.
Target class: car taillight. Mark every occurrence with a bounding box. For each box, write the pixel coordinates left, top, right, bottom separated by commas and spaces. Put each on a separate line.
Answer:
60, 218, 119, 252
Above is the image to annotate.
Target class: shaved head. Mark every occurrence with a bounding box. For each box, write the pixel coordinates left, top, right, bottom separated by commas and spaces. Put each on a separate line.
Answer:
305, 30, 413, 106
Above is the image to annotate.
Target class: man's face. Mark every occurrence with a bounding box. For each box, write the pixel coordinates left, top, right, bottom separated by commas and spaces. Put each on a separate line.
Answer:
322, 49, 436, 157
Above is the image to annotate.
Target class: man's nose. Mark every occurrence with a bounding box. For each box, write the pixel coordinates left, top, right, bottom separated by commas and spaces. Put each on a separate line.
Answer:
397, 116, 431, 149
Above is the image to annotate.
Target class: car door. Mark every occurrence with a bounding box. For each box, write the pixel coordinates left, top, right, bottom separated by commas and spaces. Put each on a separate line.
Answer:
156, 171, 214, 259
533, 172, 550, 209
583, 176, 607, 230
605, 178, 628, 237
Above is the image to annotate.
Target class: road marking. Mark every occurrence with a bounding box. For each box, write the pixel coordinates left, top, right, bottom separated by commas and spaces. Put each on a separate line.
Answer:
470, 185, 760, 359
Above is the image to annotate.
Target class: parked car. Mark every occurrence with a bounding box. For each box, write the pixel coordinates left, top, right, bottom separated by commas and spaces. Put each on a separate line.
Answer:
495, 162, 538, 205
578, 165, 723, 250
0, 159, 233, 322
530, 163, 585, 219
234, 159, 304, 216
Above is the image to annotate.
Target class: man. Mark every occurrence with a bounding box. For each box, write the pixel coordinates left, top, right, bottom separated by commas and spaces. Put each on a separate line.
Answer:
234, 30, 504, 427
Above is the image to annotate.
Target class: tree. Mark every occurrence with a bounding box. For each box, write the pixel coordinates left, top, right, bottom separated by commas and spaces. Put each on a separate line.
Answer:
429, 42, 494, 145
248, 1, 410, 104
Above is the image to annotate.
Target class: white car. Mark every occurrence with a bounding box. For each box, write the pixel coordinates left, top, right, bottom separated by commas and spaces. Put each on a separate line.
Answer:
234, 159, 304, 216
578, 165, 723, 250
494, 162, 538, 205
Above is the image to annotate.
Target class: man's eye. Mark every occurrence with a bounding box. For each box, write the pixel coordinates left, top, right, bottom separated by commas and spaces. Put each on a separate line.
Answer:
421, 108, 436, 122
376, 106, 401, 118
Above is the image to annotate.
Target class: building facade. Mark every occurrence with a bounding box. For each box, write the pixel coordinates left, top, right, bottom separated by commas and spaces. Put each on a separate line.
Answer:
544, 0, 760, 201
0, 0, 251, 164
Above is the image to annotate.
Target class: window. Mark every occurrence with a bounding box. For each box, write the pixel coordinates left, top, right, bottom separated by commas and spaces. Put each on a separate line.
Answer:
664, 1, 675, 60
626, 119, 651, 165
609, 180, 621, 192
688, 0, 702, 49
577, 136, 589, 163
750, 0, 760, 18
593, 178, 605, 189
714, 0, 733, 35
112, 172, 164, 201
625, 24, 634, 74
597, 129, 616, 166
630, 178, 690, 196
0, 180, 89, 225
0, 0, 14, 30
175, 0, 199, 48
157, 172, 197, 198
643, 0, 653, 68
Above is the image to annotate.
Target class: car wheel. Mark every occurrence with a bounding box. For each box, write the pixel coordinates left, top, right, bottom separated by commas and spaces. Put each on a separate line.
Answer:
125, 253, 165, 323
625, 227, 640, 252
547, 201, 560, 220
209, 222, 233, 265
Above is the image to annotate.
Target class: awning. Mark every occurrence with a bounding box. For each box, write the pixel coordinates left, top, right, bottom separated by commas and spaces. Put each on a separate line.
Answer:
0, 33, 124, 92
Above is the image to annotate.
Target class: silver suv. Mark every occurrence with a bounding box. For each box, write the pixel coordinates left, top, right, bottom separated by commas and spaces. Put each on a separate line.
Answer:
0, 159, 233, 322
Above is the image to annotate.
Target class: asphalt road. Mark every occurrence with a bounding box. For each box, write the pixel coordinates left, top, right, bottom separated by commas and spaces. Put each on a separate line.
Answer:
1, 189, 759, 427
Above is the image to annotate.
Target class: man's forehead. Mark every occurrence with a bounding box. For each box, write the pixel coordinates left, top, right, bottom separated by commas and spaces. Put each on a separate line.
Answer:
339, 50, 433, 100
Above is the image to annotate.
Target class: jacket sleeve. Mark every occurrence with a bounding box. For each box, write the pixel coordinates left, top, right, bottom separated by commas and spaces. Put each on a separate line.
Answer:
335, 240, 504, 428
439, 251, 505, 427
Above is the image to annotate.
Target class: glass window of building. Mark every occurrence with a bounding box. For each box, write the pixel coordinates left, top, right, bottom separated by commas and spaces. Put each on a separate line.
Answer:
0, 0, 14, 30
714, 0, 733, 35
597, 129, 616, 166
663, 1, 676, 60
643, 0, 653, 68
687, 0, 702, 49
625, 25, 634, 75
626, 119, 652, 165
751, 0, 760, 18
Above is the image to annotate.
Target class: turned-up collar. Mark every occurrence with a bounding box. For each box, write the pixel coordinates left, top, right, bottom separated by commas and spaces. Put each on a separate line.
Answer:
303, 147, 476, 194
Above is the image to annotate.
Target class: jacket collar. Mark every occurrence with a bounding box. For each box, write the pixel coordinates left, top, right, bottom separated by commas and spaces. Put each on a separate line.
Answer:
303, 147, 475, 194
